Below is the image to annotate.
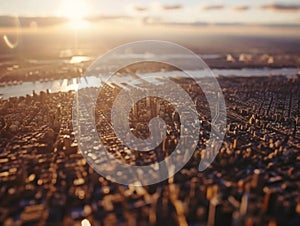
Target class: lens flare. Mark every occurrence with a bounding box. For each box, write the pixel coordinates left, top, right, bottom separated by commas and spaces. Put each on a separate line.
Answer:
3, 16, 21, 49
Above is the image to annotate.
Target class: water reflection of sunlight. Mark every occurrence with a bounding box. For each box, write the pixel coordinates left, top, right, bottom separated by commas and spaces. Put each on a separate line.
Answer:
81, 219, 91, 226
69, 56, 91, 64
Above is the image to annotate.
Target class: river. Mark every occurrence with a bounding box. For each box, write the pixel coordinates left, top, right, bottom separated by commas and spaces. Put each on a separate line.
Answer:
0, 67, 299, 99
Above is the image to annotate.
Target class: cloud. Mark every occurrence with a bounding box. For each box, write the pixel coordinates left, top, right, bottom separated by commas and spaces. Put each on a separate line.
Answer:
87, 15, 133, 23
143, 19, 241, 27
142, 18, 300, 29
131, 3, 182, 13
0, 15, 134, 28
202, 5, 224, 11
261, 3, 300, 11
233, 6, 250, 11
161, 4, 182, 10
0, 16, 67, 27
142, 17, 162, 25
134, 6, 148, 12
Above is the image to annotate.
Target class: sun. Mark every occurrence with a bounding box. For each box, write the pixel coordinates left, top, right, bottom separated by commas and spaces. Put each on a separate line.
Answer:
58, 0, 89, 29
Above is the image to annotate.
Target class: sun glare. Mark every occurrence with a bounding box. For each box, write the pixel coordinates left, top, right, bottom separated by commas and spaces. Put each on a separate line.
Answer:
58, 0, 89, 29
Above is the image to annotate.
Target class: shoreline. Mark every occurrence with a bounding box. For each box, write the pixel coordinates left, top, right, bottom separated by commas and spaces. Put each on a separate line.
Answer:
1, 73, 299, 100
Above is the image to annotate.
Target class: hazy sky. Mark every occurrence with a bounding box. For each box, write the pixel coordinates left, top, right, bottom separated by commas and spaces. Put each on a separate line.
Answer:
0, 1, 300, 56
1, 0, 300, 25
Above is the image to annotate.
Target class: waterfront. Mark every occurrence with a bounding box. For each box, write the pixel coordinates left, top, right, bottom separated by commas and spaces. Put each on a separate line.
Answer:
0, 67, 299, 99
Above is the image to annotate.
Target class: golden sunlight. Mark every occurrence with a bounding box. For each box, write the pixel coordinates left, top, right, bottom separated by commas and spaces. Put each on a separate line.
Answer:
58, 0, 89, 29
